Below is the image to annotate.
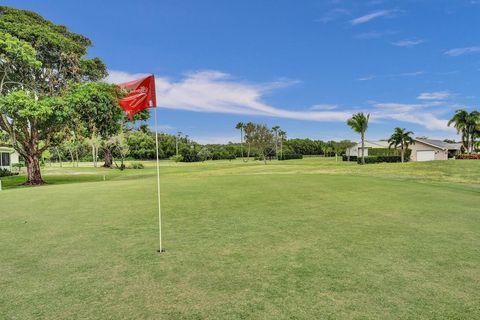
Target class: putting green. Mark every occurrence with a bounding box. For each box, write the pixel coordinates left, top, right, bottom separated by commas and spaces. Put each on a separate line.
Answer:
1, 158, 479, 319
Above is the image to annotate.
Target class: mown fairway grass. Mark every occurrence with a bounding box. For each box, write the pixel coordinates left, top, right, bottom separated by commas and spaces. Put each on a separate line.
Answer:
1, 158, 479, 319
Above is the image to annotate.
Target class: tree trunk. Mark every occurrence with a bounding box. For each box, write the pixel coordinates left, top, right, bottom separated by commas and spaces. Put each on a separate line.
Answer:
240, 129, 244, 161
56, 147, 62, 167
401, 148, 404, 163
361, 133, 365, 165
25, 154, 44, 185
247, 144, 251, 162
274, 134, 278, 159
103, 147, 113, 168
69, 150, 74, 167
92, 144, 98, 167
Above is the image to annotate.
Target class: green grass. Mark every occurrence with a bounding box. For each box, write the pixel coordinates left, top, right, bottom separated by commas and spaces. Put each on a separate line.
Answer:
1, 158, 479, 319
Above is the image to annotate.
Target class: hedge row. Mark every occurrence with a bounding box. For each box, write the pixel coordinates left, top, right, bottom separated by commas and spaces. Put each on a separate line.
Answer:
456, 154, 480, 160
0, 168, 19, 177
342, 155, 357, 162
357, 155, 402, 164
278, 154, 303, 160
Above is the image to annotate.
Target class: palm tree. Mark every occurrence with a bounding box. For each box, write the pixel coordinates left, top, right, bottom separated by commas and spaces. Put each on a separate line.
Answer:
388, 127, 414, 163
278, 129, 287, 159
244, 122, 255, 161
235, 122, 245, 161
448, 110, 470, 153
448, 110, 480, 154
347, 112, 370, 164
272, 125, 280, 159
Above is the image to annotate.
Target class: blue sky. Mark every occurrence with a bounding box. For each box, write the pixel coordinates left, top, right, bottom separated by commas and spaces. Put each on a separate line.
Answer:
4, 0, 480, 143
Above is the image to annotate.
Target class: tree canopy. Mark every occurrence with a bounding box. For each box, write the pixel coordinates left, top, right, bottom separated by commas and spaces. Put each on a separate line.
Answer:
0, 6, 108, 184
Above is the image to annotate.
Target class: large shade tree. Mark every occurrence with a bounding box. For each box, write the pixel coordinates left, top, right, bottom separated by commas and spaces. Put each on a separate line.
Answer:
388, 127, 414, 163
251, 124, 273, 164
0, 6, 107, 184
347, 112, 369, 165
67, 82, 124, 168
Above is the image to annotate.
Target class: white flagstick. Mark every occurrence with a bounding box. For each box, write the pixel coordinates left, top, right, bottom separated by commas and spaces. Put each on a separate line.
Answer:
152, 101, 164, 253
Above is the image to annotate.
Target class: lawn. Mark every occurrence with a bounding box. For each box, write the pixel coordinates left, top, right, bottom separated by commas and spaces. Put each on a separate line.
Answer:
1, 158, 479, 319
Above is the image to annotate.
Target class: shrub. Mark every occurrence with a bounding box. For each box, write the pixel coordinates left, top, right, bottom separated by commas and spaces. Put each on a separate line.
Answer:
0, 168, 19, 177
342, 155, 357, 162
368, 148, 398, 156
129, 162, 145, 169
456, 154, 480, 160
367, 148, 412, 160
358, 155, 402, 164
170, 155, 184, 162
181, 152, 201, 162
212, 151, 236, 160
278, 154, 303, 160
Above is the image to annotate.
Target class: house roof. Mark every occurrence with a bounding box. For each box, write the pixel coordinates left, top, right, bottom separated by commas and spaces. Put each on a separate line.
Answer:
414, 138, 461, 150
348, 140, 390, 149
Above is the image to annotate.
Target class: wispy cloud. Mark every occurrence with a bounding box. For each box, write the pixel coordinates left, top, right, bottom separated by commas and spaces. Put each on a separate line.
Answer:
445, 46, 480, 56
391, 39, 424, 47
417, 91, 450, 100
371, 102, 454, 131
397, 71, 424, 77
107, 70, 454, 132
191, 135, 239, 145
310, 104, 339, 110
106, 70, 350, 122
356, 71, 424, 81
351, 10, 392, 25
356, 75, 376, 81
155, 124, 175, 131
354, 30, 397, 40
316, 8, 350, 23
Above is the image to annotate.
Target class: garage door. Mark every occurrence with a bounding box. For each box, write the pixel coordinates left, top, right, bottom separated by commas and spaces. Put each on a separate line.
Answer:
416, 150, 435, 161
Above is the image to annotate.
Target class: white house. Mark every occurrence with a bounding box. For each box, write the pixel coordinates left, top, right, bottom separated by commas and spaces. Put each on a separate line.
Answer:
0, 146, 20, 170
410, 138, 461, 161
346, 138, 462, 162
346, 140, 390, 157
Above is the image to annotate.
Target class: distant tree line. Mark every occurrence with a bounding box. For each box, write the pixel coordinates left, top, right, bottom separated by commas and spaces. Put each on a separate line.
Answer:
39, 123, 356, 165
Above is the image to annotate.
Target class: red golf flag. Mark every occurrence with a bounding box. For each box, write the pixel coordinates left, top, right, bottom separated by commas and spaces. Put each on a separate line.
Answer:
117, 75, 157, 119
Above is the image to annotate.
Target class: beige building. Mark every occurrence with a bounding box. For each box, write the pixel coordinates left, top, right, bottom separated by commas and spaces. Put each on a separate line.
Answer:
0, 146, 20, 170
410, 138, 461, 162
346, 140, 390, 157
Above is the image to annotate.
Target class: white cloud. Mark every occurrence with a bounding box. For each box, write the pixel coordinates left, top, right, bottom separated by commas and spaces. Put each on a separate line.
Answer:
105, 70, 150, 84
376, 112, 453, 131
356, 75, 375, 81
356, 71, 424, 81
354, 30, 397, 40
445, 46, 480, 57
351, 10, 392, 25
310, 104, 339, 110
316, 8, 350, 23
152, 124, 174, 131
193, 135, 239, 145
371, 102, 454, 131
107, 69, 455, 132
417, 91, 450, 100
106, 70, 351, 122
391, 39, 424, 47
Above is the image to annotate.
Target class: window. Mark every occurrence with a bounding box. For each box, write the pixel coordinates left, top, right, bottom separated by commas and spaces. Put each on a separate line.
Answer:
0, 152, 10, 166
